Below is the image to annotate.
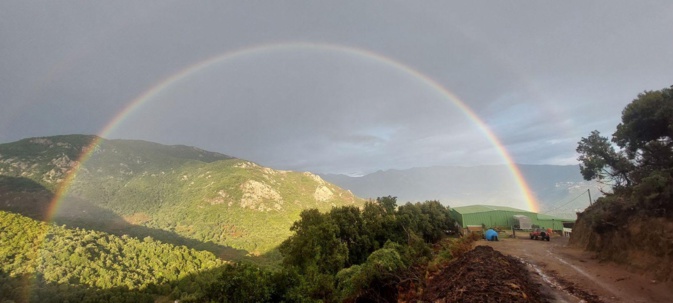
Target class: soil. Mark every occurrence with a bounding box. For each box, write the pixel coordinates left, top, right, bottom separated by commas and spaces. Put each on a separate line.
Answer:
421, 245, 548, 303
418, 233, 673, 303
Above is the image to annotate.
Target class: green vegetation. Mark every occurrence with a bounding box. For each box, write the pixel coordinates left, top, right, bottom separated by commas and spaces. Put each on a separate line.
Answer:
0, 135, 468, 301
204, 197, 459, 302
576, 85, 673, 227
1, 197, 463, 302
0, 210, 224, 302
572, 85, 673, 279
0, 135, 364, 256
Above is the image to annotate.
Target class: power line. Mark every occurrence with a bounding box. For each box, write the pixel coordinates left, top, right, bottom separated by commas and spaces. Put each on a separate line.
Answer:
542, 192, 587, 214
541, 190, 588, 214
538, 189, 585, 213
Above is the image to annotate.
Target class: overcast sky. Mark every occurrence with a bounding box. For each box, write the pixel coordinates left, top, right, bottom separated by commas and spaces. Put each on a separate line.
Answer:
1, 1, 672, 175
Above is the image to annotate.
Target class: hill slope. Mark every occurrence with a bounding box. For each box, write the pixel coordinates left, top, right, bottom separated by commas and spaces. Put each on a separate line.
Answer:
0, 135, 364, 257
0, 210, 224, 302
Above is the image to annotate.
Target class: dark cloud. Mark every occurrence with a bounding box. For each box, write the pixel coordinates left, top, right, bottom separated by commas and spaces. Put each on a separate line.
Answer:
1, 1, 672, 175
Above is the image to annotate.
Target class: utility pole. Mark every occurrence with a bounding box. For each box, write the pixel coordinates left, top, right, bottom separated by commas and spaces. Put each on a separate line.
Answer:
587, 188, 592, 205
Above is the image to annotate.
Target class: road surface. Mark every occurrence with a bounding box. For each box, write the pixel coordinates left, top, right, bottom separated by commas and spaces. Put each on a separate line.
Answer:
481, 233, 673, 303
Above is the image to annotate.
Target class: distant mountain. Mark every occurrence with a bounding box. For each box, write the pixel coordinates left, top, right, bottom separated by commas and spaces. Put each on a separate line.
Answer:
321, 165, 603, 219
0, 135, 363, 258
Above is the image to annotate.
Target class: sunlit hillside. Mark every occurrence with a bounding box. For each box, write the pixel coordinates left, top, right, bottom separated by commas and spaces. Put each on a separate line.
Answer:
0, 210, 223, 302
0, 135, 364, 257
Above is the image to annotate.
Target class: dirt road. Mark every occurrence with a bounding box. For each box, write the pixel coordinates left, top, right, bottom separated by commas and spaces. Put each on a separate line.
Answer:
481, 233, 673, 303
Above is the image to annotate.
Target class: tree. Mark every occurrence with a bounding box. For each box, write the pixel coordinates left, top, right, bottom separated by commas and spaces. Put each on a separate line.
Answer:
278, 209, 348, 275
376, 196, 398, 214
418, 200, 455, 242
576, 130, 634, 188
335, 242, 405, 303
577, 84, 673, 212
614, 87, 673, 156
362, 200, 404, 248
328, 206, 373, 266
578, 86, 673, 186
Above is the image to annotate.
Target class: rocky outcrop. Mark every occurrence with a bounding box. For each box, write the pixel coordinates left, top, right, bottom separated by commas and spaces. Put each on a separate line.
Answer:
240, 180, 283, 211
313, 185, 333, 202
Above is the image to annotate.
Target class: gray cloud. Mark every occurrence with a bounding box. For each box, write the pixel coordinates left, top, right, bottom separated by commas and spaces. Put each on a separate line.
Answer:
1, 1, 672, 175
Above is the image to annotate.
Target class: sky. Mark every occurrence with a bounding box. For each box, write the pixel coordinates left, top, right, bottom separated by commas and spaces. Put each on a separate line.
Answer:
1, 1, 672, 176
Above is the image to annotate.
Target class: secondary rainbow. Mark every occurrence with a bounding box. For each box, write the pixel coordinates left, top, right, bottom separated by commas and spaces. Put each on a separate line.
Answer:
47, 41, 539, 220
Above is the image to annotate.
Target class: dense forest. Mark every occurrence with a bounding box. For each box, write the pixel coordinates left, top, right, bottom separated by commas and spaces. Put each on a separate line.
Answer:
0, 210, 224, 302
1, 197, 469, 302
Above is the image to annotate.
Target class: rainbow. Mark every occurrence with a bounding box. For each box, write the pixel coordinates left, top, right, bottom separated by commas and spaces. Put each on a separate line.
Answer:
48, 41, 539, 219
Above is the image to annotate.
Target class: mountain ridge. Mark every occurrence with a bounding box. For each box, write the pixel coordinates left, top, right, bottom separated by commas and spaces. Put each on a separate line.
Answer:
321, 164, 601, 219
0, 134, 364, 258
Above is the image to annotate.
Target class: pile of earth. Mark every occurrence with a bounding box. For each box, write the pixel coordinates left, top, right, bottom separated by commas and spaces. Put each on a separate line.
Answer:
419, 245, 549, 303
570, 205, 673, 282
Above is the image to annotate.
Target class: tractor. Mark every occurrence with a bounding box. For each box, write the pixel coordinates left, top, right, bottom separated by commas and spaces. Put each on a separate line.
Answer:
529, 228, 550, 241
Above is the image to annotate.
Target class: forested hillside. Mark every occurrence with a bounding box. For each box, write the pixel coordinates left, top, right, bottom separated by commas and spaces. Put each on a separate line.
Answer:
193, 197, 464, 302
1, 198, 467, 302
0, 135, 363, 257
0, 210, 223, 302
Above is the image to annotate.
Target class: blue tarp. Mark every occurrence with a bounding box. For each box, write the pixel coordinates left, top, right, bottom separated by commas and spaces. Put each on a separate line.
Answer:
485, 229, 498, 241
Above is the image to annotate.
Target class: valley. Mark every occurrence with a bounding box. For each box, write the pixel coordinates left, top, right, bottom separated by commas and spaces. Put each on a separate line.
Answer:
2, 104, 672, 303
3, 1, 672, 301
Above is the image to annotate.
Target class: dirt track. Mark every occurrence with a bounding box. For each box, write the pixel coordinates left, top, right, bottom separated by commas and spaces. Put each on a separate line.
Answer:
481, 233, 673, 303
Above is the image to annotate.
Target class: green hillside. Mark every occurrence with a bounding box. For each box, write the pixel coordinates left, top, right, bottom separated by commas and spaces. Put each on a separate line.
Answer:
0, 210, 223, 302
0, 135, 364, 257
1, 198, 464, 303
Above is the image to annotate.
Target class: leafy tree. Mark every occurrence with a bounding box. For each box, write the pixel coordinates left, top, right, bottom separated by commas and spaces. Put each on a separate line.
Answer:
203, 263, 297, 303
417, 200, 456, 242
576, 130, 634, 187
376, 196, 397, 214
275, 197, 456, 302
328, 206, 374, 267
577, 84, 673, 214
278, 209, 348, 275
614, 87, 673, 156
335, 242, 405, 303
362, 199, 404, 248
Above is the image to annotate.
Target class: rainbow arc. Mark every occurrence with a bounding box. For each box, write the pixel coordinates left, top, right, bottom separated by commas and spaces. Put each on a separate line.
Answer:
47, 41, 539, 221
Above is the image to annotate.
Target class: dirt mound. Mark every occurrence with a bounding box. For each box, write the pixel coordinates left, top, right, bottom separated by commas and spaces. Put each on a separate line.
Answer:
420, 245, 548, 303
570, 204, 673, 281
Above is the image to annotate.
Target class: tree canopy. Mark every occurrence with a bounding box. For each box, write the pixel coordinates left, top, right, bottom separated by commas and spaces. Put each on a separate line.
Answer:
577, 85, 673, 213
2, 196, 460, 302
